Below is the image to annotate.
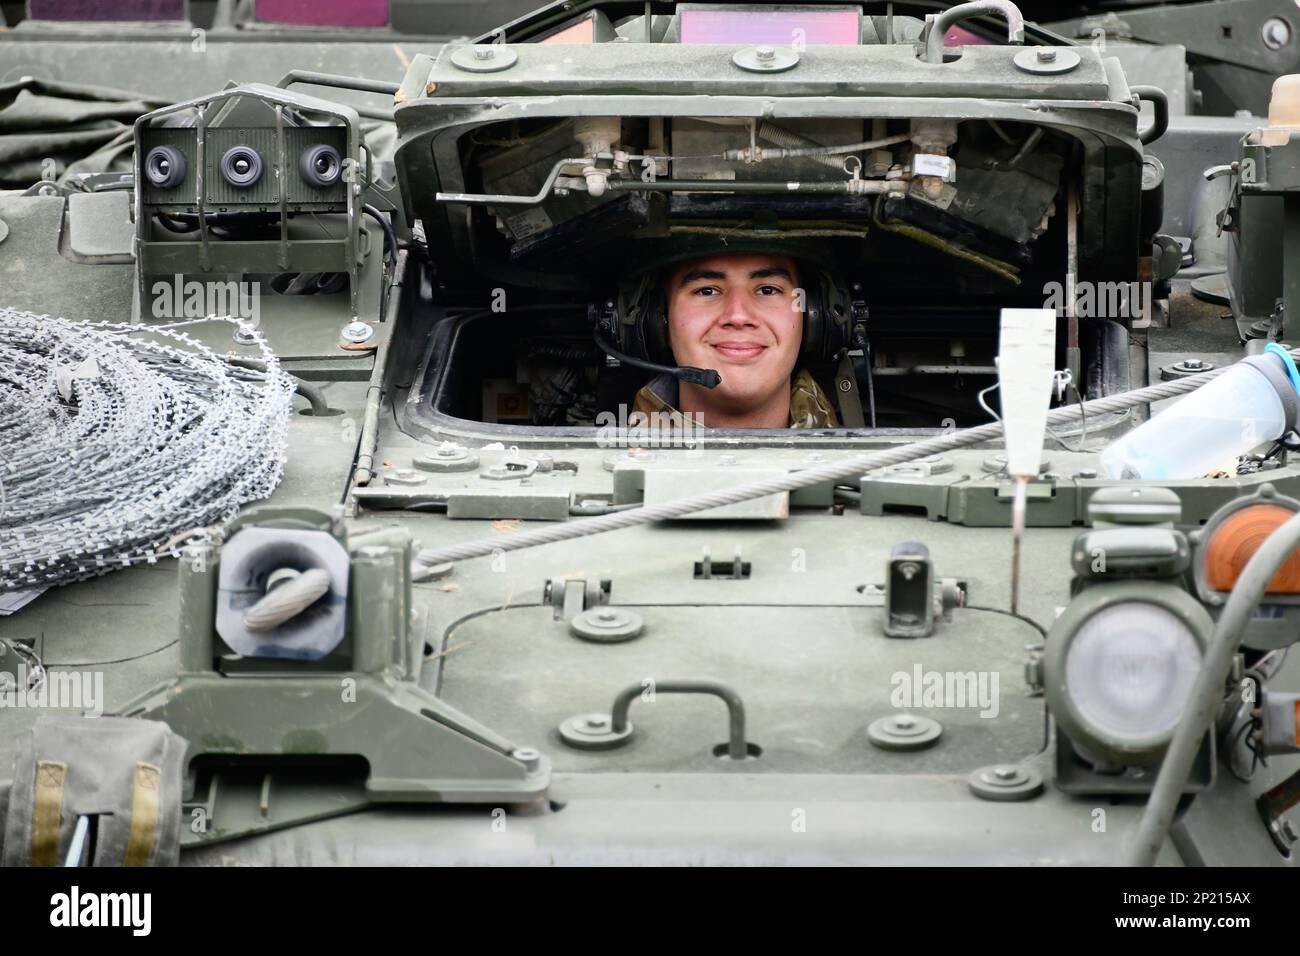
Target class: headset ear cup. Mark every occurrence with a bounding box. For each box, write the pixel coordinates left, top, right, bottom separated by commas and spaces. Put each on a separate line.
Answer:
800, 269, 851, 364
646, 287, 673, 365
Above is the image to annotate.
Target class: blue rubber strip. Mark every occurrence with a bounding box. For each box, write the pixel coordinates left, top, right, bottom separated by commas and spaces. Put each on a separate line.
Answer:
1265, 343, 1300, 396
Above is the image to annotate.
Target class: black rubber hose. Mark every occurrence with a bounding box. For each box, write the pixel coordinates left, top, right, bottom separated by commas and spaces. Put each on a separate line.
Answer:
154, 212, 198, 234
363, 204, 398, 268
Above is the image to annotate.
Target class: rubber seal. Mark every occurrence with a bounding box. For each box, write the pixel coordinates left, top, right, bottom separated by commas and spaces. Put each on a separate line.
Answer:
1244, 353, 1299, 433
1265, 343, 1300, 396
144, 145, 186, 189
219, 145, 263, 188
299, 144, 342, 188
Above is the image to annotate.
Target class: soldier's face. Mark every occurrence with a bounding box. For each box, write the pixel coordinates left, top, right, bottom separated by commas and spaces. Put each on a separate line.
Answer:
665, 253, 803, 405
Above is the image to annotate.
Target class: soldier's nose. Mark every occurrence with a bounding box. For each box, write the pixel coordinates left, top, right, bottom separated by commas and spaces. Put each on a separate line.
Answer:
719, 291, 757, 326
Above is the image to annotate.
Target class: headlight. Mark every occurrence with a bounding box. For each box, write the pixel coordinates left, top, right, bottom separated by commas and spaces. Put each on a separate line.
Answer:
1045, 584, 1212, 767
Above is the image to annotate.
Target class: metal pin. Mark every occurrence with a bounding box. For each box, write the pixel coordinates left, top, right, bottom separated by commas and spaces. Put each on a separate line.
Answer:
65, 814, 91, 867
1010, 473, 1029, 615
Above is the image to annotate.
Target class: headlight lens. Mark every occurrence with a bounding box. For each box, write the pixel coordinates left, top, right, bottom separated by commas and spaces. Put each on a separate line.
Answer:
1064, 602, 1202, 744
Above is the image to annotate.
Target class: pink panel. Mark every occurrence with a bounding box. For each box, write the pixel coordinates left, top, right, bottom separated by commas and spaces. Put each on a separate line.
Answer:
680, 9, 859, 46
944, 25, 994, 46
254, 0, 389, 27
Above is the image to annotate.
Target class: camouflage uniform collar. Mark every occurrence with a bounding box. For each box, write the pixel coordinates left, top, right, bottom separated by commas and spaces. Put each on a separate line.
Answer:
633, 369, 839, 428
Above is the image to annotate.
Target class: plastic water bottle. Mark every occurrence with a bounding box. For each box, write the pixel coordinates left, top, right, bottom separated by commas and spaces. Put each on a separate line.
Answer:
1100, 348, 1300, 480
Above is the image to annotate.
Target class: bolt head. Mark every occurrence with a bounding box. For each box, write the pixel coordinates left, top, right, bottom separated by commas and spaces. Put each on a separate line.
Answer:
756, 45, 776, 60
892, 715, 916, 730
993, 766, 1018, 781
1264, 17, 1292, 49
584, 716, 609, 730
474, 47, 496, 60
341, 321, 373, 344
1036, 48, 1058, 62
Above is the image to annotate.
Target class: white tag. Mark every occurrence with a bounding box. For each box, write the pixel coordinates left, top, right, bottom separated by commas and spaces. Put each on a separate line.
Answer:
997, 308, 1057, 477
504, 207, 554, 240
911, 154, 956, 181
54, 355, 100, 401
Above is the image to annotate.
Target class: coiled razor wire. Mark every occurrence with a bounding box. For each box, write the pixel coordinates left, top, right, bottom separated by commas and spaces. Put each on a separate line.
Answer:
0, 308, 294, 591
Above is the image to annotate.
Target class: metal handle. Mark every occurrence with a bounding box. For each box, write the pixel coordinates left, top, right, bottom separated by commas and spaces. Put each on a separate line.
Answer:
1132, 85, 1169, 146
612, 679, 750, 759
924, 0, 1026, 64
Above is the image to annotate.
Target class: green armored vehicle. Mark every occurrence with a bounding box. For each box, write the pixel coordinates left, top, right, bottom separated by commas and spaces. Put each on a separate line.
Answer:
1, 0, 1299, 870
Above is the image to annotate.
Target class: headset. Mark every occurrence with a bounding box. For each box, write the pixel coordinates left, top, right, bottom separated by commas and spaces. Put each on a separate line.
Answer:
594, 253, 856, 389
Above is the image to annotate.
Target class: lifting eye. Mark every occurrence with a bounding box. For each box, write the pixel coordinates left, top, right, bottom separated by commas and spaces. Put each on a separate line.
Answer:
219, 145, 264, 188
299, 144, 343, 188
144, 145, 187, 189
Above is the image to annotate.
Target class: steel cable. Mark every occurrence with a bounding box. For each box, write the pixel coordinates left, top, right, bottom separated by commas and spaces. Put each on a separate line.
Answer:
415, 357, 1256, 567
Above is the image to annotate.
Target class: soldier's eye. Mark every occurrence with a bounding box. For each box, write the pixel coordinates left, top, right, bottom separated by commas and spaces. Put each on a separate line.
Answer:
756, 284, 785, 296
691, 286, 720, 296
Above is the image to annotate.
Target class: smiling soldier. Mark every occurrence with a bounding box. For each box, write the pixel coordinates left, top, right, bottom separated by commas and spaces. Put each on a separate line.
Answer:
632, 252, 840, 429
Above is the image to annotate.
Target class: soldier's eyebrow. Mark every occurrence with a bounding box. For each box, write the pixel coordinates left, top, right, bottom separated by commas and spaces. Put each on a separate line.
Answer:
677, 265, 794, 287
678, 268, 726, 286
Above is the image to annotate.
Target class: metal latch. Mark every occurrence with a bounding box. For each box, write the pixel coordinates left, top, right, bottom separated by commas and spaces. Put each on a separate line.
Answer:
545, 576, 612, 622
694, 545, 750, 580
882, 541, 964, 637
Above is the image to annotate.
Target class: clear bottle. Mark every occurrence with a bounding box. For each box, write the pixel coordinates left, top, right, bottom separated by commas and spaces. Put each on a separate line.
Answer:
1100, 354, 1299, 480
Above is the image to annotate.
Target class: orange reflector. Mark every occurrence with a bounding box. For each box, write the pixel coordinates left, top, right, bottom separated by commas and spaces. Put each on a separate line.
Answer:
1204, 503, 1300, 592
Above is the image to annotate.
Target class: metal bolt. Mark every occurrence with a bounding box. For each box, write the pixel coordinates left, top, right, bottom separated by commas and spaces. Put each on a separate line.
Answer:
1036, 48, 1057, 63
993, 766, 1018, 781
584, 716, 609, 731
1185, 359, 1206, 370
486, 464, 508, 477
892, 715, 916, 730
1263, 17, 1292, 50
474, 47, 496, 60
340, 320, 373, 344
436, 441, 463, 458
838, 379, 853, 393
511, 747, 541, 771
756, 45, 776, 61
596, 610, 619, 624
